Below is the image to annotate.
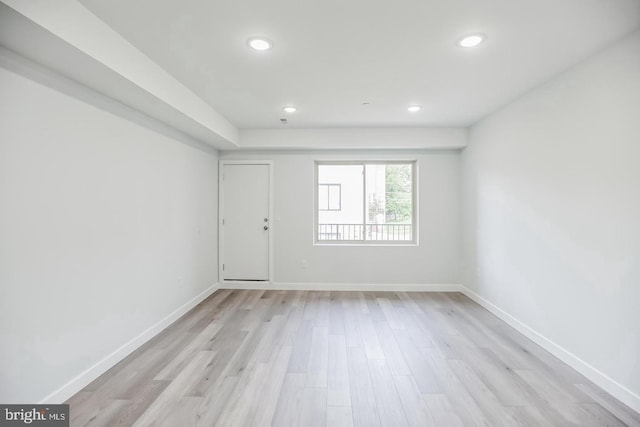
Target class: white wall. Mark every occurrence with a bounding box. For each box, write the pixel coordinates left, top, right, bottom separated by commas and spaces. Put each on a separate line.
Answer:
239, 128, 467, 149
0, 1, 239, 148
0, 65, 219, 403
461, 31, 640, 410
221, 150, 460, 285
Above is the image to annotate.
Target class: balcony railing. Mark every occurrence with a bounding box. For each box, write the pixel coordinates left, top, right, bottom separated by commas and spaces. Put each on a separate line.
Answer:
318, 223, 413, 241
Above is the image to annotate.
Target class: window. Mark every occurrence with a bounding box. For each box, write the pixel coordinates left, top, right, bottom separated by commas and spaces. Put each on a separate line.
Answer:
318, 184, 341, 211
315, 161, 416, 244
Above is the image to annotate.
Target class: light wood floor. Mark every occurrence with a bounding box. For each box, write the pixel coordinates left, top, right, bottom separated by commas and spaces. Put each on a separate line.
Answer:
67, 290, 640, 426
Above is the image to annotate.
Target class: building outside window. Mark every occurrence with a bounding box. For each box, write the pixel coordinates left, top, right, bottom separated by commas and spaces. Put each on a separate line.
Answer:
318, 183, 341, 211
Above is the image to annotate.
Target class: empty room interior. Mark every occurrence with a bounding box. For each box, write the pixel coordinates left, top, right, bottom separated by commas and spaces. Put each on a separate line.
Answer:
1, 0, 640, 425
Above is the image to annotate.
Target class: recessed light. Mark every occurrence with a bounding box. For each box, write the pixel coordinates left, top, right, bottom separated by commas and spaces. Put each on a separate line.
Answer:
248, 37, 272, 51
407, 105, 422, 113
457, 33, 486, 48
283, 106, 297, 113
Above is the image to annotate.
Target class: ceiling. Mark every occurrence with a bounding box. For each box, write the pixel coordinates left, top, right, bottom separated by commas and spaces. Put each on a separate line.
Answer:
77, 0, 640, 129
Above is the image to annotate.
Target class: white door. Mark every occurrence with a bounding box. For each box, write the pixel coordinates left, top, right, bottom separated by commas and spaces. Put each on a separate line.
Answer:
221, 163, 270, 281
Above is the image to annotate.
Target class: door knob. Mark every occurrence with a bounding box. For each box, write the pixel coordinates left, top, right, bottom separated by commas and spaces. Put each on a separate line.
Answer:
264, 218, 268, 222
264, 225, 269, 230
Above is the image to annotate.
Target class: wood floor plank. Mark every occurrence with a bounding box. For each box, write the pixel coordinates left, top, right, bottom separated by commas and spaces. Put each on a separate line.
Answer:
251, 314, 287, 363
302, 291, 320, 320
346, 346, 381, 427
576, 382, 640, 426
374, 321, 411, 376
429, 329, 473, 360
276, 305, 303, 347
329, 293, 346, 335
510, 404, 558, 427
80, 399, 130, 427
299, 388, 328, 427
357, 314, 385, 360
394, 329, 441, 393
287, 319, 314, 373
154, 321, 223, 380
250, 345, 293, 426
423, 394, 465, 427
448, 359, 520, 426
367, 359, 409, 426
326, 406, 354, 427
305, 326, 329, 388
490, 317, 594, 383
580, 402, 630, 427
214, 357, 271, 426
516, 368, 598, 425
187, 329, 249, 397
185, 290, 250, 335
421, 347, 493, 427
64, 290, 639, 427
194, 375, 239, 426
363, 292, 388, 322
111, 380, 171, 426
393, 375, 437, 427
315, 291, 331, 327
327, 334, 351, 407
401, 309, 437, 349
356, 292, 371, 314
132, 350, 214, 426
460, 347, 538, 407
218, 347, 291, 426
411, 293, 462, 336
87, 331, 193, 402
376, 297, 405, 330
158, 396, 202, 427
222, 319, 269, 376
396, 292, 423, 314
271, 373, 306, 427
341, 297, 363, 348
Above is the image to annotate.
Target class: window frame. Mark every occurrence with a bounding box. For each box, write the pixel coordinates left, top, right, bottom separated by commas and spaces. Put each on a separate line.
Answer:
318, 183, 342, 211
314, 160, 418, 246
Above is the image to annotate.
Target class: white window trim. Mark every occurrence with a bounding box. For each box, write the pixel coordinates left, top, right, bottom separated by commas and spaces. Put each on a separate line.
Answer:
314, 160, 418, 246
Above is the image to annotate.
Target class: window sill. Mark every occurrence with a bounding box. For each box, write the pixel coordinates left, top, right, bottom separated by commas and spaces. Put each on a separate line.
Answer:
313, 241, 418, 247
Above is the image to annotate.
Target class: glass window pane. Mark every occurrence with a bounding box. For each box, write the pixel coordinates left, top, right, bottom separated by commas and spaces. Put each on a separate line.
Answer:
318, 164, 364, 240
318, 184, 329, 210
383, 163, 412, 241
317, 162, 413, 242
328, 185, 341, 210
365, 163, 412, 241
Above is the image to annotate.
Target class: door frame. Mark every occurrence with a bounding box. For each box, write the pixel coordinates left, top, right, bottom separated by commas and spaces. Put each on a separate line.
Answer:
219, 160, 274, 284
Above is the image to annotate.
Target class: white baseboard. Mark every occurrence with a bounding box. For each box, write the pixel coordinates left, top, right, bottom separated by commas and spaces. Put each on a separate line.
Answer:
39, 283, 220, 404
461, 286, 640, 414
220, 281, 463, 292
